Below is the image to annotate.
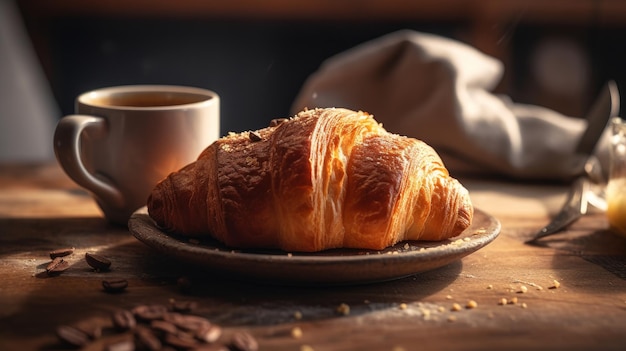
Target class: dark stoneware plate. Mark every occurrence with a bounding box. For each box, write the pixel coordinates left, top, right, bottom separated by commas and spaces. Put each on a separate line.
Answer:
129, 207, 500, 285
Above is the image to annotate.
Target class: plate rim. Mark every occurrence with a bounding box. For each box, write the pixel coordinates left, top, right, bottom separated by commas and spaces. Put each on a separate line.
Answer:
129, 207, 500, 285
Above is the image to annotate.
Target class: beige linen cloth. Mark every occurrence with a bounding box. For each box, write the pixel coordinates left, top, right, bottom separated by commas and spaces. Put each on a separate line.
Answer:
291, 30, 610, 181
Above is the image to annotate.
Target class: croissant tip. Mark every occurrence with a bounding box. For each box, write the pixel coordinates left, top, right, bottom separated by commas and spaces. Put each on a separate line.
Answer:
146, 192, 162, 221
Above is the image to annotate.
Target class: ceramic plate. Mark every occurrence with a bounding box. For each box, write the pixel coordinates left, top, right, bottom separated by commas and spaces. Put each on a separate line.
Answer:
129, 207, 500, 285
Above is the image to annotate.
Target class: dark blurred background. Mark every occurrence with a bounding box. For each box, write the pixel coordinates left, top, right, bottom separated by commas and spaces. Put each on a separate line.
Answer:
5, 0, 626, 160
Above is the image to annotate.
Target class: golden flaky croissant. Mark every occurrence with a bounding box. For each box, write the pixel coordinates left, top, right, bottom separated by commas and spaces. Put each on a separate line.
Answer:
147, 108, 473, 252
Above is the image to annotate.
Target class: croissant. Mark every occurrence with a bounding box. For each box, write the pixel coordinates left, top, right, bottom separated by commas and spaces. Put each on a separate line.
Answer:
147, 108, 473, 252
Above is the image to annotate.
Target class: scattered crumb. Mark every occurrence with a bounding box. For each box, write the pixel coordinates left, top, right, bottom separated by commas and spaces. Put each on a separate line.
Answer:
300, 345, 315, 351
447, 315, 457, 322
550, 280, 561, 289
363, 299, 370, 304
521, 303, 528, 309
513, 280, 543, 290
293, 311, 303, 320
518, 285, 528, 294
336, 303, 350, 316
508, 297, 518, 305
437, 306, 445, 313
487, 284, 493, 290
291, 327, 303, 339
399, 303, 407, 310
393, 346, 406, 351
403, 243, 410, 250
452, 239, 464, 245
451, 303, 462, 312
466, 300, 478, 309
445, 295, 453, 300
498, 298, 508, 306
287, 253, 293, 257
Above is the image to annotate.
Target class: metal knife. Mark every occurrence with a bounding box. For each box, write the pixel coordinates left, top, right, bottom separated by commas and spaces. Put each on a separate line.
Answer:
530, 176, 589, 241
529, 81, 620, 242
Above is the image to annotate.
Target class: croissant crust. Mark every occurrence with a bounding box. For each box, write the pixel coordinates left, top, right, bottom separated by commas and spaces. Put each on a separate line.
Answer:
148, 108, 473, 252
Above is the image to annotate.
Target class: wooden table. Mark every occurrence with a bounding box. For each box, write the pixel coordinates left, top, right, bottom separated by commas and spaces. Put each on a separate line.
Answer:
1, 163, 625, 350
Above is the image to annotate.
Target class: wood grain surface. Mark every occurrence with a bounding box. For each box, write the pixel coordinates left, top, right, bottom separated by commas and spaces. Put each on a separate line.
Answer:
1, 163, 625, 350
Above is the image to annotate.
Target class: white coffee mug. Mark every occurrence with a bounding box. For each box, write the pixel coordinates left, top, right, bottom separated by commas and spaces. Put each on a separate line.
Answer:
54, 85, 220, 225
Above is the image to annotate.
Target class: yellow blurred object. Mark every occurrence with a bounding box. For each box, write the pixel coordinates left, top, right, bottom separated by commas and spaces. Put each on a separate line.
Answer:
606, 177, 626, 237
607, 118, 626, 238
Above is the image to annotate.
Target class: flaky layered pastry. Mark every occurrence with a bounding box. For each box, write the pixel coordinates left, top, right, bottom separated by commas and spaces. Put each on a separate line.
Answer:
147, 108, 473, 252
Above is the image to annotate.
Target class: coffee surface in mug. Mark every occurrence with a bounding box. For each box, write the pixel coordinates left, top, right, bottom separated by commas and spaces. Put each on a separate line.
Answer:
89, 92, 210, 108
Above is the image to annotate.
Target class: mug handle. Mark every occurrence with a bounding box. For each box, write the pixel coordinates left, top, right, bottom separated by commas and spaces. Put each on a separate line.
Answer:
53, 115, 125, 208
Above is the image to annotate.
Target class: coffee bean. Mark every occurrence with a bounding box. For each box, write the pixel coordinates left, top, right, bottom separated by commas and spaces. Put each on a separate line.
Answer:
230, 331, 258, 351
135, 326, 162, 351
46, 257, 70, 275
163, 312, 210, 332
105, 339, 135, 351
192, 345, 229, 351
269, 118, 287, 127
150, 320, 178, 335
170, 300, 198, 313
49, 247, 74, 259
85, 252, 112, 271
53, 300, 255, 351
75, 322, 102, 340
195, 323, 222, 343
102, 279, 128, 293
132, 304, 168, 321
112, 309, 136, 330
164, 332, 200, 349
56, 325, 90, 347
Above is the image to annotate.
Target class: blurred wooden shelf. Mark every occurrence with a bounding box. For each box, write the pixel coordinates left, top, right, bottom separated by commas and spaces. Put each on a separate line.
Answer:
16, 0, 626, 25
15, 0, 626, 120
17, 0, 626, 64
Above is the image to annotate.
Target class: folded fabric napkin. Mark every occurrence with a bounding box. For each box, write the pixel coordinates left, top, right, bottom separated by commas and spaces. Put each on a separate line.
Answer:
291, 30, 611, 181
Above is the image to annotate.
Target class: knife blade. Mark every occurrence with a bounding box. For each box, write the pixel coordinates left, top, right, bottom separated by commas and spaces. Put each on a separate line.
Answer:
530, 176, 589, 241
575, 81, 620, 155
